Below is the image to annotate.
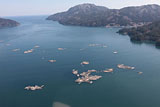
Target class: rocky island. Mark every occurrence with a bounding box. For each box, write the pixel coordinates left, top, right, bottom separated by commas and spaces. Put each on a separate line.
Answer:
118, 21, 160, 47
47, 3, 160, 27
0, 18, 20, 28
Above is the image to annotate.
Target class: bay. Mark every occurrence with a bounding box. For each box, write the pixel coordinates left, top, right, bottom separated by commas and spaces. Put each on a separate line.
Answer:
0, 16, 160, 107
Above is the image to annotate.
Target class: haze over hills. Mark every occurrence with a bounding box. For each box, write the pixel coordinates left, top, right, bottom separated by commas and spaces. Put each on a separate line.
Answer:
47, 3, 160, 27
0, 18, 20, 28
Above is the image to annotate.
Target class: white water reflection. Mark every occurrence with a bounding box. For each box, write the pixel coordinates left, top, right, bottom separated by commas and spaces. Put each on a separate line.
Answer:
53, 102, 71, 107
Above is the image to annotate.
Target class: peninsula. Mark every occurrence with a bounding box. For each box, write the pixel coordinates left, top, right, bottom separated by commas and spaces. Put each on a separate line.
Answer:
0, 18, 20, 28
118, 21, 160, 47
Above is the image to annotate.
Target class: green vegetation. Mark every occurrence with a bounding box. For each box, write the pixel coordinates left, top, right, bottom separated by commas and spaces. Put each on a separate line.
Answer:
118, 21, 160, 46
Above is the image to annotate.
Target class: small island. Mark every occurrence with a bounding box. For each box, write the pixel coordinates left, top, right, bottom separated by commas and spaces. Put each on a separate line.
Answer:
0, 18, 20, 28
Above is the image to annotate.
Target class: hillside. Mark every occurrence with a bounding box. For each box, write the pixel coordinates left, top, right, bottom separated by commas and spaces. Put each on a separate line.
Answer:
47, 3, 160, 27
118, 21, 160, 46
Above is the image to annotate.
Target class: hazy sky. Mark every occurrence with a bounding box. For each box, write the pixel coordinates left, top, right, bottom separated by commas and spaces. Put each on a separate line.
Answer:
0, 0, 160, 16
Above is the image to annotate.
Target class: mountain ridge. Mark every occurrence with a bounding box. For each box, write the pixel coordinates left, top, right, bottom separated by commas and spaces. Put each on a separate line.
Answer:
47, 3, 160, 27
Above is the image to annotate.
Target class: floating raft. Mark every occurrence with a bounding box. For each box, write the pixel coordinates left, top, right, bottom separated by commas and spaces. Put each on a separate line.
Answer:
24, 85, 44, 91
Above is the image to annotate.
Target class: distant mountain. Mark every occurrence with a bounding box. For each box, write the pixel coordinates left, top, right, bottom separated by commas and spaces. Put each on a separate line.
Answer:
47, 3, 160, 27
0, 18, 20, 28
118, 21, 160, 47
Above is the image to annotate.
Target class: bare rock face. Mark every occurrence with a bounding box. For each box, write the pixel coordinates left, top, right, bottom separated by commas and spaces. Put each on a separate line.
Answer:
0, 18, 20, 28
47, 3, 160, 27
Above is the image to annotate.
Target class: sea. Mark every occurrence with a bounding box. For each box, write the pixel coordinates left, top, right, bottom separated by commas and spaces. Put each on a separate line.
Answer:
0, 16, 160, 107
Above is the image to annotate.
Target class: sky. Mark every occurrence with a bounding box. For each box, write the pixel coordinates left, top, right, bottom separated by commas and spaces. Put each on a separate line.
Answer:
0, 0, 160, 16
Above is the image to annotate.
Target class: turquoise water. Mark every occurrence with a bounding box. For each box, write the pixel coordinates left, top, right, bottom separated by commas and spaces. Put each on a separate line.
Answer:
0, 16, 160, 107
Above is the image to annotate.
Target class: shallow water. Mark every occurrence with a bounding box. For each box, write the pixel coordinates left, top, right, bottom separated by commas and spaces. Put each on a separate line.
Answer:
0, 16, 160, 107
